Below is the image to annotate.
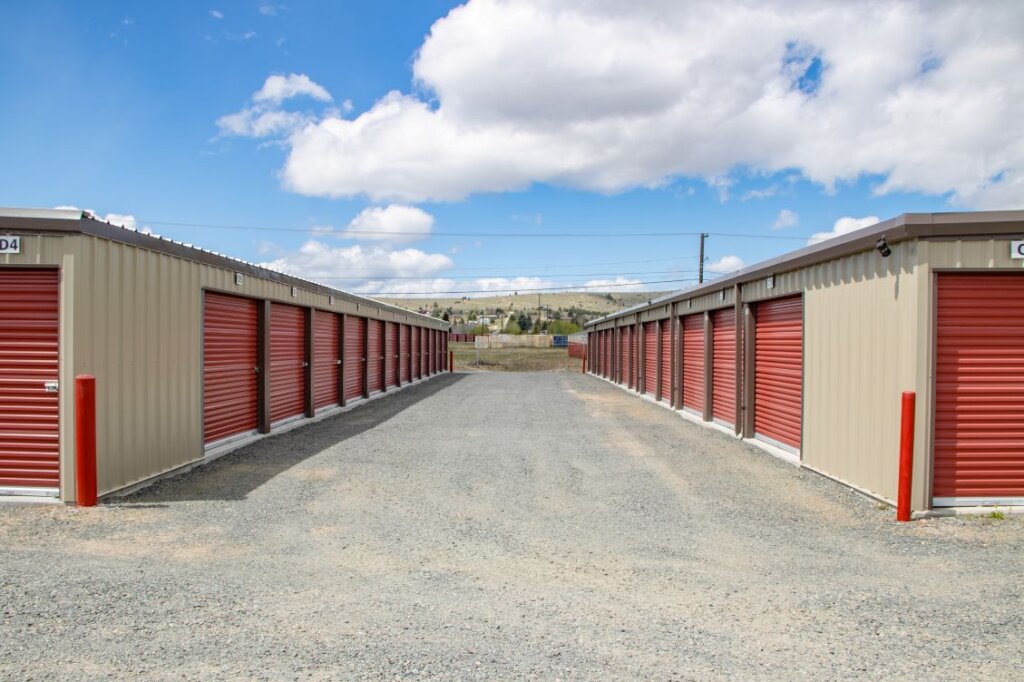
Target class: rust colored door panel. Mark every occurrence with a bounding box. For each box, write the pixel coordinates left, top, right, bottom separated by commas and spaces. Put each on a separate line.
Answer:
429, 329, 436, 375
313, 311, 340, 410
400, 325, 411, 383
598, 329, 606, 376
618, 327, 629, 384
411, 325, 420, 379
660, 320, 672, 401
711, 308, 736, 425
935, 274, 1024, 500
385, 322, 399, 387
754, 296, 803, 450
368, 320, 384, 392
270, 303, 307, 424
0, 269, 60, 487
344, 316, 366, 401
644, 322, 657, 396
682, 314, 704, 412
202, 292, 259, 445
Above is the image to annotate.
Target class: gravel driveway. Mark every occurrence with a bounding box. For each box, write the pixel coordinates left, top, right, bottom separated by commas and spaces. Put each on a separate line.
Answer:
1, 373, 1022, 680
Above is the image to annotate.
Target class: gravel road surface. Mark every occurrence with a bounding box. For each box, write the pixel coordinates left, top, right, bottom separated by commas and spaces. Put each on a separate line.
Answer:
2, 373, 1022, 680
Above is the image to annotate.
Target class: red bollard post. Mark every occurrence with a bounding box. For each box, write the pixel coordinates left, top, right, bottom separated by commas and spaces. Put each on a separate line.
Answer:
75, 375, 97, 507
449, 349, 454, 373
896, 391, 915, 522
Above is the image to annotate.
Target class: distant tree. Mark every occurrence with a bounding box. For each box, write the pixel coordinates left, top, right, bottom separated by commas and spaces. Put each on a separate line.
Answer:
547, 320, 580, 335
442, 312, 450, 322
552, 309, 563, 320
605, 294, 614, 301
517, 312, 532, 331
503, 318, 522, 335
469, 324, 490, 335
468, 312, 477, 321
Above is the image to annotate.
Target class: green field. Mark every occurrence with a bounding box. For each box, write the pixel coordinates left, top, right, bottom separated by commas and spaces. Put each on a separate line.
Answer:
450, 342, 584, 373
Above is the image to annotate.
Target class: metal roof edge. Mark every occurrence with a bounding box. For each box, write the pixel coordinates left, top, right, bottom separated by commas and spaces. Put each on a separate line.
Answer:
585, 210, 1024, 328
0, 209, 448, 330
0, 207, 83, 221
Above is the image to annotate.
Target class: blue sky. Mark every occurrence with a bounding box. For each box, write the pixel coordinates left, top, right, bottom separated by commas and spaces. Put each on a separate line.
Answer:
2, 1, 1021, 297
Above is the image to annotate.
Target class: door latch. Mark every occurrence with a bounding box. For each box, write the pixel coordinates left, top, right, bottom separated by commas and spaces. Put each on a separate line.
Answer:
44, 380, 59, 393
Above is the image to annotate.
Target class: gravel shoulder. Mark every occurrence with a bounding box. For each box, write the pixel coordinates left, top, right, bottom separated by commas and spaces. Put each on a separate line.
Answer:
1, 373, 1022, 680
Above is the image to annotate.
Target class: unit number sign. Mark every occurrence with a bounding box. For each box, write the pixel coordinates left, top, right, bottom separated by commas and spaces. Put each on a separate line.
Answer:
0, 236, 21, 254
1012, 240, 1024, 259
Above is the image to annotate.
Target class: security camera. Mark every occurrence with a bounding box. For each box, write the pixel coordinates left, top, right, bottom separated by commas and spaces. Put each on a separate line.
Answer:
876, 235, 891, 258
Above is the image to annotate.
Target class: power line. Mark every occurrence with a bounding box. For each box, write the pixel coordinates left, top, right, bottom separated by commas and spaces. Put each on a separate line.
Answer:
137, 218, 809, 241
310, 267, 727, 282
353, 277, 697, 296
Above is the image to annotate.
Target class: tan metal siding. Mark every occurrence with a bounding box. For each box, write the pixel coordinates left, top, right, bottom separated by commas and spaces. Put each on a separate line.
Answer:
802, 243, 921, 503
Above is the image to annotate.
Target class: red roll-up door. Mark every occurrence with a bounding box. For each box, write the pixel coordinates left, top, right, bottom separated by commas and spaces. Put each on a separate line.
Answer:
644, 322, 657, 396
203, 292, 258, 446
313, 311, 340, 411
754, 296, 803, 451
0, 269, 60, 489
270, 303, 306, 424
604, 330, 611, 378
682, 314, 704, 413
400, 325, 411, 383
934, 274, 1024, 503
385, 322, 399, 387
420, 328, 427, 376
618, 327, 629, 384
411, 326, 420, 379
368, 320, 384, 393
429, 330, 436, 375
660, 320, 672, 401
711, 308, 736, 426
344, 316, 366, 401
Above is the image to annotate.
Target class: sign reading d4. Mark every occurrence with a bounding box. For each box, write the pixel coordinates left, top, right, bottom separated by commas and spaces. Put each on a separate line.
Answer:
0, 236, 21, 254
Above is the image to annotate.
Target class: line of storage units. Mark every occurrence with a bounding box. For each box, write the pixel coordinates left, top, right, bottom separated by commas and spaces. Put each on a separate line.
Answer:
0, 208, 450, 502
586, 210, 1024, 515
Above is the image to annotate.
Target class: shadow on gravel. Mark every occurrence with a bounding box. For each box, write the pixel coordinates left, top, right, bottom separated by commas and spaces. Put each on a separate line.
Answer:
119, 373, 466, 504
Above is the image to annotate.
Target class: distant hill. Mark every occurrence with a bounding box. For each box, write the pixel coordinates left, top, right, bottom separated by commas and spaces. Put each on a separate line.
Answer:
375, 291, 668, 329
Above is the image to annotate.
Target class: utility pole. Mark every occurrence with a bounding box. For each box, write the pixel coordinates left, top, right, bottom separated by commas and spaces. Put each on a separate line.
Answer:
698, 232, 709, 283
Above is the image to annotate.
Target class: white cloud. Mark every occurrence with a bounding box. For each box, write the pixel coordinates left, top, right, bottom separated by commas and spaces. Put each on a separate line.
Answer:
742, 186, 779, 201
218, 73, 332, 139
807, 216, 880, 245
341, 205, 433, 244
254, 73, 331, 104
706, 255, 746, 274
54, 205, 145, 232
772, 208, 799, 230
259, 4, 284, 16
226, 1, 1024, 207
210, 9, 223, 19
582, 277, 645, 292
259, 240, 452, 281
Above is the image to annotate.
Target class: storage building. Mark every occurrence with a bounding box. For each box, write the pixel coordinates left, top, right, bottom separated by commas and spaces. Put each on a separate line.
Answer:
586, 211, 1024, 514
0, 208, 450, 502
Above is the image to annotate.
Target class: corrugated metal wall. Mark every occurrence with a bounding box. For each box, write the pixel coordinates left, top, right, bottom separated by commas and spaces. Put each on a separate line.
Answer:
0, 233, 449, 500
